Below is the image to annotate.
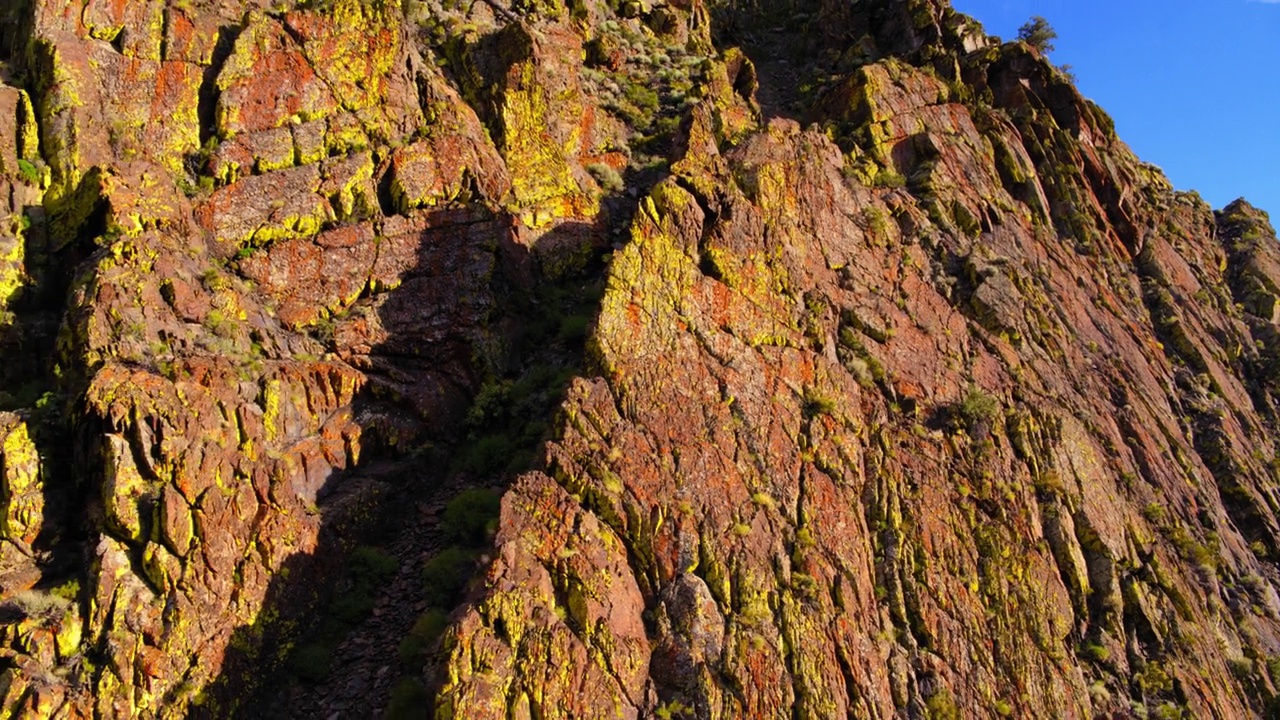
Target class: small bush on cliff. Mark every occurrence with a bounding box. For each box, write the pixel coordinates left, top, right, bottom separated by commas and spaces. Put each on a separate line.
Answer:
465, 378, 512, 430
925, 689, 961, 720
290, 643, 332, 684
655, 699, 694, 719
802, 386, 837, 418
619, 81, 660, 128
942, 386, 1000, 440
456, 433, 517, 477
352, 546, 399, 579
557, 313, 592, 344
1167, 525, 1218, 572
422, 547, 477, 608
440, 488, 502, 546
870, 167, 907, 188
586, 162, 625, 194
1080, 642, 1110, 663
7, 590, 71, 621
398, 609, 449, 666
386, 677, 430, 720
50, 577, 81, 602
958, 387, 998, 425
16, 158, 40, 185
1018, 16, 1057, 54
332, 546, 398, 623
203, 309, 236, 338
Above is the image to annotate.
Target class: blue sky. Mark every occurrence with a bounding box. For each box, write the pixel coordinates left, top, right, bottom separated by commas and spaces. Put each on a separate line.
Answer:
951, 0, 1280, 217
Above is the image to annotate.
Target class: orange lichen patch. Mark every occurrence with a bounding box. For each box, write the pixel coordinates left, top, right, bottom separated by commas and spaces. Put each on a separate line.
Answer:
215, 13, 340, 138
162, 6, 222, 64
282, 0, 402, 120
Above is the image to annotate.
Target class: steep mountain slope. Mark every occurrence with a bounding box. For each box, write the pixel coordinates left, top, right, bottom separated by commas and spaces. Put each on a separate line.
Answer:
0, 0, 1278, 718
433, 4, 1280, 719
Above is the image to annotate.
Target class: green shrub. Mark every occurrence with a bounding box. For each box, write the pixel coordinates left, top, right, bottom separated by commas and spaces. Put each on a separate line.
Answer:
9, 591, 70, 621
1250, 540, 1270, 559
1080, 642, 1110, 663
557, 314, 591, 344
203, 309, 236, 338
1018, 16, 1057, 54
200, 267, 229, 292
440, 488, 502, 547
655, 700, 693, 719
15, 158, 40, 185
398, 609, 450, 666
50, 578, 81, 602
332, 546, 398, 624
310, 315, 336, 345
290, 643, 332, 684
925, 689, 960, 720
871, 167, 907, 188
457, 434, 516, 476
422, 547, 477, 608
331, 590, 375, 625
619, 82, 659, 127
1168, 525, 1218, 570
586, 163, 624, 194
802, 387, 837, 418
1031, 470, 1065, 496
385, 677, 430, 720
351, 546, 399, 581
957, 386, 998, 430
464, 379, 513, 430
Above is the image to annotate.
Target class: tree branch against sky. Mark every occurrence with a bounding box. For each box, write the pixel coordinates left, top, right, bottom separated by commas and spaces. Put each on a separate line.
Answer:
1017, 16, 1057, 53
953, 1, 1280, 216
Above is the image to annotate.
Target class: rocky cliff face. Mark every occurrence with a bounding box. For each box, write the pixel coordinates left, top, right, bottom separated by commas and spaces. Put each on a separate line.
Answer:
1, 0, 1279, 718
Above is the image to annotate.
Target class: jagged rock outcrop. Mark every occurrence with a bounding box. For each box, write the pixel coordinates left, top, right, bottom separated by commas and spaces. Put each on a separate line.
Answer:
436, 3, 1280, 720
0, 0, 730, 713
0, 0, 1278, 718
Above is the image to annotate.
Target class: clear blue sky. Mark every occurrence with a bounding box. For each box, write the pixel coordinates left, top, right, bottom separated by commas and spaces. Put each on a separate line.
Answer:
951, 0, 1280, 217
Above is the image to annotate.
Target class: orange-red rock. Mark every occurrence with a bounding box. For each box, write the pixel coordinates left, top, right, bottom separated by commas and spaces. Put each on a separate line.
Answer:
2, 1, 1280, 719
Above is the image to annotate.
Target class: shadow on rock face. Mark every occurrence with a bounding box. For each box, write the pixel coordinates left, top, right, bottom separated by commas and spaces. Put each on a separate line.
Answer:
0, 0, 702, 711
189, 212, 615, 719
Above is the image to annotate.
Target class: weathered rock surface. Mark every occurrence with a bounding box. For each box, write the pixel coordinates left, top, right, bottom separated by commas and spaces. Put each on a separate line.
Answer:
0, 0, 1278, 718
0, 0, 625, 715
436, 4, 1280, 720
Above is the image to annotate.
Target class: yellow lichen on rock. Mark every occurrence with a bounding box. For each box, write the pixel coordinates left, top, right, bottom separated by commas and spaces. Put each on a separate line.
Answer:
501, 62, 597, 228
101, 433, 151, 544
0, 416, 42, 545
